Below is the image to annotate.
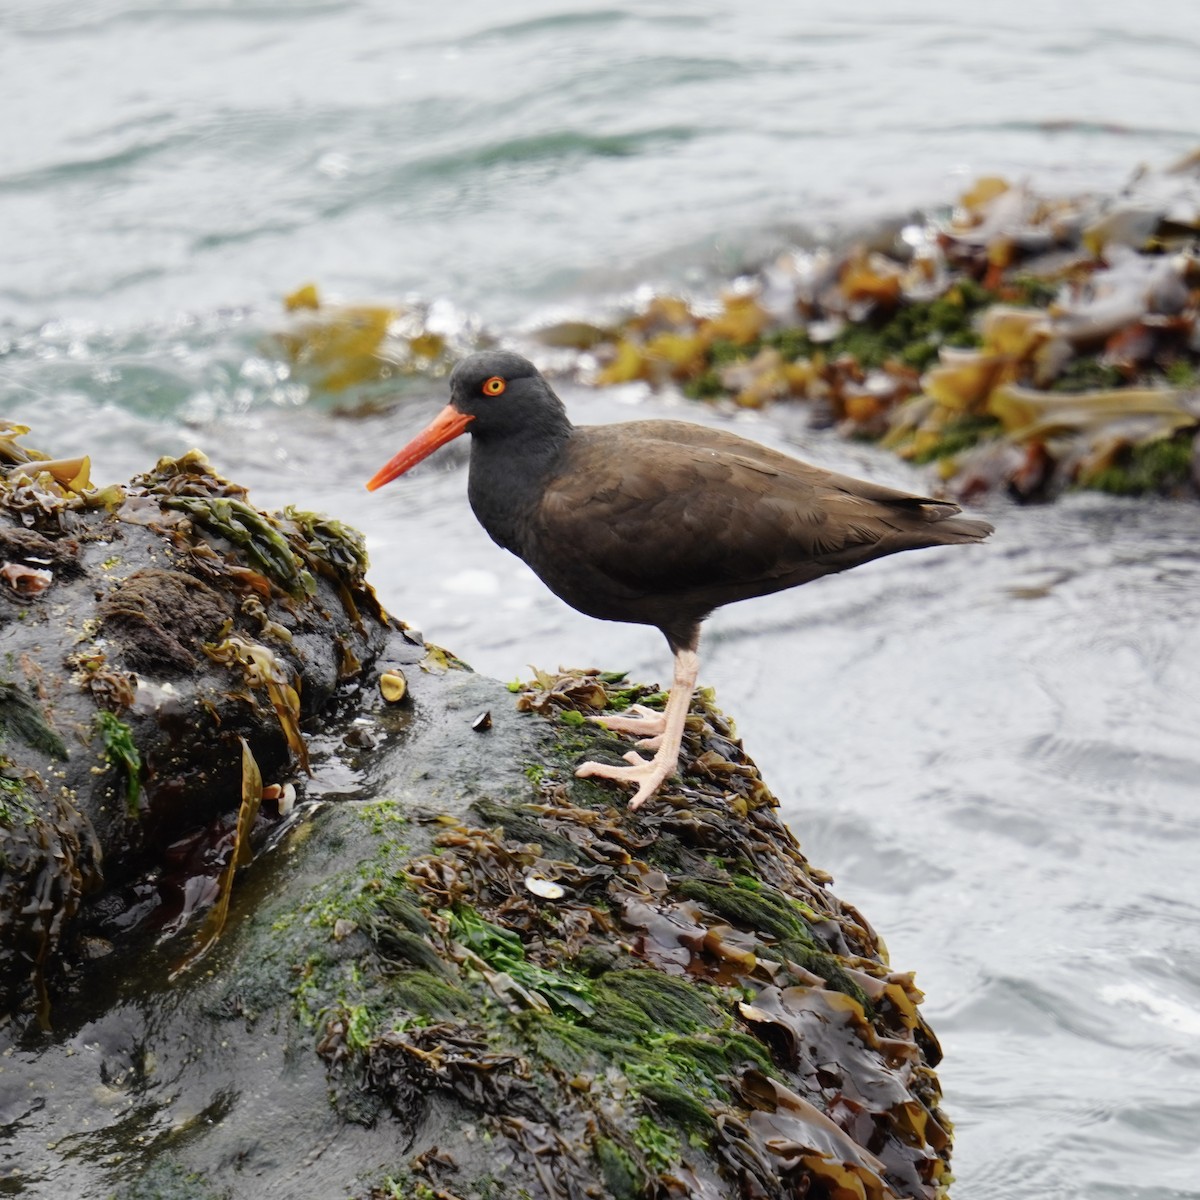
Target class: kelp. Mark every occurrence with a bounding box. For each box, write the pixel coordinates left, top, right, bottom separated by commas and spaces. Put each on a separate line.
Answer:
268, 149, 1200, 500
273, 282, 475, 396
171, 737, 263, 978
204, 635, 310, 774
164, 496, 317, 599
520, 149, 1200, 502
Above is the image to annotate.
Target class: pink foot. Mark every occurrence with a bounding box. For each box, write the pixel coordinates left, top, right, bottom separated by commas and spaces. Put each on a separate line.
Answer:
576, 647, 700, 812
575, 751, 675, 810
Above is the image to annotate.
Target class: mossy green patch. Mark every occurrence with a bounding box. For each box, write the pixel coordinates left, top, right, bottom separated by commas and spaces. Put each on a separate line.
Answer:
661, 1031, 773, 1082
390, 969, 470, 1018
801, 283, 993, 370
678, 878, 813, 945
0, 770, 36, 828
677, 877, 869, 1005
593, 969, 721, 1034
631, 1115, 681, 1173
595, 1137, 643, 1200
120, 1157, 229, 1200
471, 797, 583, 862
1164, 359, 1199, 388
0, 680, 68, 760
516, 1011, 636, 1076
1049, 356, 1126, 394
1080, 434, 1197, 497
1008, 275, 1060, 307
637, 1080, 717, 1134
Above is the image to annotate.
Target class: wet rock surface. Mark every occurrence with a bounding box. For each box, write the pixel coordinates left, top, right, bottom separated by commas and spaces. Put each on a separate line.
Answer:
0, 449, 951, 1200
0, 440, 386, 1024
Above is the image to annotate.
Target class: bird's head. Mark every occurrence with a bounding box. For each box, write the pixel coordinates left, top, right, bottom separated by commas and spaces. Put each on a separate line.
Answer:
366, 350, 567, 491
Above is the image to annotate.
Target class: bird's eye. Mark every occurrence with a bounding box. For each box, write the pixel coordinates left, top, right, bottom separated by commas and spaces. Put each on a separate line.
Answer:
482, 376, 506, 396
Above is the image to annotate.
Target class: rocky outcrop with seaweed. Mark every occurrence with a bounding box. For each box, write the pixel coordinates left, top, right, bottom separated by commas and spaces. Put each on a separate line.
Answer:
1, 442, 951, 1200
0, 429, 387, 1025
298, 670, 952, 1200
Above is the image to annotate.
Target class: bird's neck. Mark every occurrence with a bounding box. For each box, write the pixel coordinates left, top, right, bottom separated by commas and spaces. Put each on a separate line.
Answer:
467, 420, 571, 557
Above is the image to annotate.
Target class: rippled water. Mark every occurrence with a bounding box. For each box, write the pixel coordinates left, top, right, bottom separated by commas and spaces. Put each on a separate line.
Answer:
3, 3, 1200, 1197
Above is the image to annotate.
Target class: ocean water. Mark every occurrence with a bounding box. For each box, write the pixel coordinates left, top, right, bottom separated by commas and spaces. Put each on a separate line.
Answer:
2, 2, 1200, 1197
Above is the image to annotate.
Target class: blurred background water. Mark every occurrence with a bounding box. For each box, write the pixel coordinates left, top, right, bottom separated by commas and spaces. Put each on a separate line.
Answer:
2, 2, 1199, 1197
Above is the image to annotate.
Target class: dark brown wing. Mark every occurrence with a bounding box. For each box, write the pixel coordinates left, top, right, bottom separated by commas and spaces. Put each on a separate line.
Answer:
528, 421, 987, 623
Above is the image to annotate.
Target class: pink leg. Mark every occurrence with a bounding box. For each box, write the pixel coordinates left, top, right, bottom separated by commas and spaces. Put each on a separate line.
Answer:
576, 648, 700, 810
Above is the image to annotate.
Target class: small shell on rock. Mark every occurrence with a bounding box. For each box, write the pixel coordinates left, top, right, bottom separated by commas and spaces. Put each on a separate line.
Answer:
276, 783, 296, 816
379, 669, 407, 704
524, 874, 565, 900
471, 710, 492, 732
263, 782, 296, 816
332, 918, 357, 941
0, 561, 53, 595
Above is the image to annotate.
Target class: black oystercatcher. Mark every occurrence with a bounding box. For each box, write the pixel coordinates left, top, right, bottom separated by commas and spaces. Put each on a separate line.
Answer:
368, 350, 992, 809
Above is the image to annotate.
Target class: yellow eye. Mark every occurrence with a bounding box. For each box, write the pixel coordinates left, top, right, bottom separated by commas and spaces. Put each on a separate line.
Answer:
482, 376, 506, 396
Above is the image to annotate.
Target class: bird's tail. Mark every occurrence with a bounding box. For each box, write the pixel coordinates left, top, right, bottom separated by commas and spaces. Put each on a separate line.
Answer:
922, 505, 993, 543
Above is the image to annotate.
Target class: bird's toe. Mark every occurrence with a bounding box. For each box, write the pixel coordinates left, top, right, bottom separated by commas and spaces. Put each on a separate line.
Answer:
574, 752, 674, 811
587, 705, 668, 739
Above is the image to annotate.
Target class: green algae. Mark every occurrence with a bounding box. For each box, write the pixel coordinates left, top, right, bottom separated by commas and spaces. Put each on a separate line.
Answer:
516, 1010, 636, 1076
94, 709, 142, 815
1049, 356, 1127, 394
677, 877, 809, 944
829, 281, 991, 370
471, 796, 583, 862
595, 1138, 641, 1200
0, 680, 69, 760
1080, 433, 1197, 497
370, 924, 451, 975
631, 1116, 682, 1174
390, 969, 471, 1018
0, 770, 36, 829
450, 905, 596, 1017
368, 889, 433, 938
1164, 359, 1199, 388
119, 1157, 230, 1200
637, 1081, 716, 1134
592, 969, 721, 1034
1008, 275, 1060, 307
686, 280, 994, 399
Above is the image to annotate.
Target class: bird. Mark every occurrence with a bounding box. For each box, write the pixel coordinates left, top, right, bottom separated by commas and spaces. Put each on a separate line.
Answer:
367, 349, 992, 810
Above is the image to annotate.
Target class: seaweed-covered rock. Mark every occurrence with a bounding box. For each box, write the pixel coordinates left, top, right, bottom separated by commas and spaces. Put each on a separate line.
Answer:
0, 439, 388, 1024
0, 445, 952, 1200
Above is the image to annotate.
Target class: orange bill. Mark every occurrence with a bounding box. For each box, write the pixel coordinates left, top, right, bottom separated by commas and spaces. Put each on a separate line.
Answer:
366, 405, 475, 491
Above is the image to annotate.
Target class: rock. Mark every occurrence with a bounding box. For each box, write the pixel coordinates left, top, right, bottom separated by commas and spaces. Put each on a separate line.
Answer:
0, 449, 952, 1200
0, 447, 386, 1023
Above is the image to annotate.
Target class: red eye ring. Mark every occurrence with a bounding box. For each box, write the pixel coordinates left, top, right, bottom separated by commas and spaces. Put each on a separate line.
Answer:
482, 376, 506, 396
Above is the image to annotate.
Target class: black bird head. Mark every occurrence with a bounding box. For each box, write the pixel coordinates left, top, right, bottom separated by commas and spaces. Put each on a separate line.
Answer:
366, 350, 568, 490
